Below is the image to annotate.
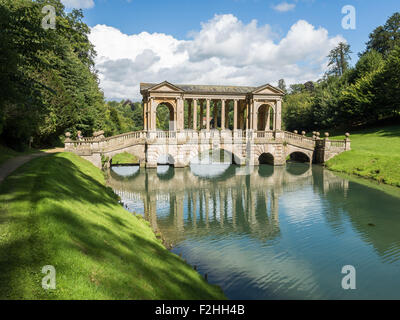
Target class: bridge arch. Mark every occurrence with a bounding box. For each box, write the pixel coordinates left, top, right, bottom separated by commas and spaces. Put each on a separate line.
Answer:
157, 153, 175, 166
287, 151, 311, 163
258, 152, 274, 165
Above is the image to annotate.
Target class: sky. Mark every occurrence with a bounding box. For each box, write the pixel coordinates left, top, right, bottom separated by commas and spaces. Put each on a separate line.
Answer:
61, 0, 400, 101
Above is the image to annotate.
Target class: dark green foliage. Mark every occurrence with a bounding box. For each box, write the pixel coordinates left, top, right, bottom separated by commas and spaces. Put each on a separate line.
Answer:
365, 12, 400, 57
0, 0, 136, 150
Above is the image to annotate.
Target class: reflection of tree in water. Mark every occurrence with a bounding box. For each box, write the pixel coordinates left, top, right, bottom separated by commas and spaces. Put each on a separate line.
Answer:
311, 165, 400, 262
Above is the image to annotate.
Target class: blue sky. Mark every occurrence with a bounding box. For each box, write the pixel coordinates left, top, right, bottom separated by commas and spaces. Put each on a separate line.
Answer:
61, 0, 399, 100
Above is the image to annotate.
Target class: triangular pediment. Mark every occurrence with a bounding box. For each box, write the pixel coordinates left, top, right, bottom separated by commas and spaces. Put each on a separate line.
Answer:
147, 81, 184, 93
252, 84, 284, 95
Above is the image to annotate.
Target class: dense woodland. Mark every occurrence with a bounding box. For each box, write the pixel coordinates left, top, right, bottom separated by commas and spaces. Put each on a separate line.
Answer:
0, 0, 141, 149
0, 0, 399, 150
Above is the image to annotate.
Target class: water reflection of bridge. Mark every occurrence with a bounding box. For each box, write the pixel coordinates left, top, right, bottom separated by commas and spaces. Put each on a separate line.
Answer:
108, 164, 349, 246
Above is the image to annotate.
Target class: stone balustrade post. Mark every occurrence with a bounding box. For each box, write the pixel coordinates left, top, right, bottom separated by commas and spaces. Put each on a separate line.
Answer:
345, 133, 351, 150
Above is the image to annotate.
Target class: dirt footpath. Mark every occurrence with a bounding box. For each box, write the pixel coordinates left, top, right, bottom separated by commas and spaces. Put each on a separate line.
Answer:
0, 148, 64, 184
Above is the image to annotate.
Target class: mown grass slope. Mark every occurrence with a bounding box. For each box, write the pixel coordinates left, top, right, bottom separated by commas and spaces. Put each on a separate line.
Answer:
326, 125, 400, 187
0, 152, 225, 299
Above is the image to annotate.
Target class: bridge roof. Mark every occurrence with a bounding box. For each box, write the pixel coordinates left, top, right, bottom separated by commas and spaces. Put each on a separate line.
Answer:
140, 81, 283, 95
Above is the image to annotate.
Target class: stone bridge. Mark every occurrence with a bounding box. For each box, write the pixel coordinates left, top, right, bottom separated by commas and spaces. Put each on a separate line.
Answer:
64, 129, 351, 169
64, 81, 350, 168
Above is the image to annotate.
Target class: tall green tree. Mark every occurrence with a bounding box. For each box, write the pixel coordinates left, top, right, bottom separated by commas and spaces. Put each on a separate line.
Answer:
365, 12, 400, 56
327, 42, 352, 77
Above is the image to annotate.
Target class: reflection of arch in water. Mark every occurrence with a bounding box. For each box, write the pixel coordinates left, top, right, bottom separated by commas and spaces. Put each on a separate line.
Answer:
258, 164, 274, 177
285, 162, 310, 176
287, 151, 311, 163
190, 163, 239, 180
157, 165, 175, 180
189, 148, 240, 166
258, 152, 274, 166
109, 165, 141, 181
157, 154, 175, 166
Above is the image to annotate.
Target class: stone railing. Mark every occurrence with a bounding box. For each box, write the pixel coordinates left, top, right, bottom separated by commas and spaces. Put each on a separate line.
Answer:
283, 131, 316, 149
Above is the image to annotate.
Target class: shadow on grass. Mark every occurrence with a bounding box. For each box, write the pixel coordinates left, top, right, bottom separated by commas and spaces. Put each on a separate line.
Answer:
0, 154, 224, 299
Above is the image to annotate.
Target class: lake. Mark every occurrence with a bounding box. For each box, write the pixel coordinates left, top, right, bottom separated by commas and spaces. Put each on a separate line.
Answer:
107, 163, 400, 299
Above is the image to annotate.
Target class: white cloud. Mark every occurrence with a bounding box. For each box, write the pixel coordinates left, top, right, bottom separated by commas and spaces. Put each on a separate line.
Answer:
61, 0, 95, 9
272, 2, 296, 12
89, 14, 345, 100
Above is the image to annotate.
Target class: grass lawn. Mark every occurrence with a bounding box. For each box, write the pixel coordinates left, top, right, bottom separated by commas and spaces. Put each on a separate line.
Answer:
111, 152, 139, 165
0, 152, 225, 299
326, 125, 400, 188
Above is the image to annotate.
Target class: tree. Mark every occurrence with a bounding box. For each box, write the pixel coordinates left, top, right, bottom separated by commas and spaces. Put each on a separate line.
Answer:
304, 81, 315, 93
0, 0, 107, 147
278, 79, 287, 93
327, 42, 352, 77
365, 12, 400, 56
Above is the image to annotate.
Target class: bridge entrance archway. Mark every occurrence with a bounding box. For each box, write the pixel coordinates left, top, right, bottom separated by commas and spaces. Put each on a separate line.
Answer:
257, 104, 274, 131
156, 102, 175, 131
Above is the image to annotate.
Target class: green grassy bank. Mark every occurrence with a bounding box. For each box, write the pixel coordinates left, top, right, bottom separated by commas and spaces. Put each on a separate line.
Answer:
0, 152, 225, 299
326, 125, 400, 188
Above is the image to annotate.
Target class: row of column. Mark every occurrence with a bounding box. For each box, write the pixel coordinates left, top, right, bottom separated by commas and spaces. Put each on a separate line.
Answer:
185, 99, 240, 131
144, 97, 281, 131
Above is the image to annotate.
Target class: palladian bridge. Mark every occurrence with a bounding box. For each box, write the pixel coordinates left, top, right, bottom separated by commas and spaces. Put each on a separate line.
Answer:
64, 81, 351, 168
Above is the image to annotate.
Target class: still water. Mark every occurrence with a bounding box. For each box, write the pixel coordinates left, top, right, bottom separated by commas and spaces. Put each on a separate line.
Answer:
108, 163, 400, 299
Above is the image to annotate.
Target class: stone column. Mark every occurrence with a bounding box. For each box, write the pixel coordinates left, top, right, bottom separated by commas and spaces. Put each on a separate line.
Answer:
225, 100, 230, 129
206, 99, 210, 131
272, 105, 276, 131
174, 104, 177, 131
176, 97, 184, 131
143, 100, 148, 131
233, 100, 238, 130
253, 101, 258, 131
245, 100, 250, 130
193, 99, 198, 130
187, 99, 192, 129
221, 99, 226, 130
213, 100, 218, 129
200, 100, 204, 130
275, 99, 282, 131
150, 98, 156, 131
266, 106, 271, 131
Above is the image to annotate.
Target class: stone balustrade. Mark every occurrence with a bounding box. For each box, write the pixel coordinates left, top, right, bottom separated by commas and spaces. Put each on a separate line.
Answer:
64, 129, 350, 168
